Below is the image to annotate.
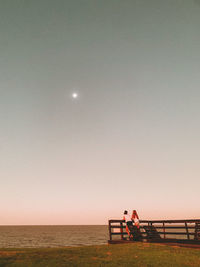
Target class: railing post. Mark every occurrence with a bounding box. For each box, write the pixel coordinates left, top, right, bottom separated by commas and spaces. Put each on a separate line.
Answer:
163, 222, 166, 239
185, 222, 190, 240
108, 220, 112, 241
120, 221, 123, 240
194, 222, 200, 240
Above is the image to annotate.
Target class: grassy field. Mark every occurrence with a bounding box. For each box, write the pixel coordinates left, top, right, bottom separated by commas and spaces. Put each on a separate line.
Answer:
0, 242, 200, 267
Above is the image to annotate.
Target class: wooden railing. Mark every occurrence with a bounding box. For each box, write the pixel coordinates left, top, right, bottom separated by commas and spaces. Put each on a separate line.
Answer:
108, 219, 200, 244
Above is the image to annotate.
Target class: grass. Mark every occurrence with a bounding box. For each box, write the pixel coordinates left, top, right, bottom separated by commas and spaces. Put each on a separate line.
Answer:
0, 242, 200, 267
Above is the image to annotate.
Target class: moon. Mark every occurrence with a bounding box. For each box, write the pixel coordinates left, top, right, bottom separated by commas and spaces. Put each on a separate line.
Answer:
72, 92, 78, 99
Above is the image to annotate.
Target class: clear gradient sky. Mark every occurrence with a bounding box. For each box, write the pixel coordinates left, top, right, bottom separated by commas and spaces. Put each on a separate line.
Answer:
1, 0, 200, 225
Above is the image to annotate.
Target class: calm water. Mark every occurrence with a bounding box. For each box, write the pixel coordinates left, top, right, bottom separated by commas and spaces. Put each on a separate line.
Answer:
0, 225, 108, 248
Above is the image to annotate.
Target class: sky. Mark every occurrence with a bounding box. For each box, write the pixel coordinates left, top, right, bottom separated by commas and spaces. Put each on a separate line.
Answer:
0, 0, 200, 225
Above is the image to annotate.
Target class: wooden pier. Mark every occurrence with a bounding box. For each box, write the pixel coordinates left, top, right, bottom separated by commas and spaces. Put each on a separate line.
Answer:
108, 219, 200, 247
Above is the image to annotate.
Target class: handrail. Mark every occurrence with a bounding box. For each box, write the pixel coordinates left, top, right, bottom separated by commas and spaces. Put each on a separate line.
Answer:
109, 219, 200, 223
140, 219, 200, 223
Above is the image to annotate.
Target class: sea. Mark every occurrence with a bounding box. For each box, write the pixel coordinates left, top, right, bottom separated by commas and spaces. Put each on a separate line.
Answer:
0, 225, 108, 248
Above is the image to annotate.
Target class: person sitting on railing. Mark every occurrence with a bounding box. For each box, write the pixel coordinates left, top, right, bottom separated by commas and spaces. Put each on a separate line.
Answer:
123, 210, 133, 240
132, 210, 140, 229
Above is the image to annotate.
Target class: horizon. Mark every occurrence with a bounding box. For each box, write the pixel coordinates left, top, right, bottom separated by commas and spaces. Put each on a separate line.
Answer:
1, 0, 200, 225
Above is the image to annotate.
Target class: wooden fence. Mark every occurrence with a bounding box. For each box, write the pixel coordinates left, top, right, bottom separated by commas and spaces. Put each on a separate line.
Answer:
108, 219, 200, 245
